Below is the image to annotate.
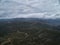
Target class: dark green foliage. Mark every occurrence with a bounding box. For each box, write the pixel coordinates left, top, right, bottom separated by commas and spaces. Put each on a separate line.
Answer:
0, 21, 60, 45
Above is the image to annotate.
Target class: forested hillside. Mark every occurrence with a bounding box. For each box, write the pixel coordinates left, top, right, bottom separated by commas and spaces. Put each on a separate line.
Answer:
0, 19, 60, 45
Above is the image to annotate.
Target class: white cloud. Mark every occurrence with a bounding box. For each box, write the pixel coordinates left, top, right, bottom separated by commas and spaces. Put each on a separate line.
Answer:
0, 0, 60, 19
1, 12, 60, 19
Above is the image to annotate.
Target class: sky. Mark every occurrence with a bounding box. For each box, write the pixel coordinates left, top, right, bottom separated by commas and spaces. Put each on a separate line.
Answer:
0, 0, 60, 19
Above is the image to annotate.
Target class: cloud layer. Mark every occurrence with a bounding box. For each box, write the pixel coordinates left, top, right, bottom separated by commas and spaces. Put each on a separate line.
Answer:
0, 0, 60, 19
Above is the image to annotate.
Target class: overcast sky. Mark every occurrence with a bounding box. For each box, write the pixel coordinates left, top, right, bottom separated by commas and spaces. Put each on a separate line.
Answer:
0, 0, 60, 19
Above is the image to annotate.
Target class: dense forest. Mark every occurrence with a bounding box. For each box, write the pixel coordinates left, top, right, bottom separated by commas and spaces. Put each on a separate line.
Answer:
0, 19, 60, 45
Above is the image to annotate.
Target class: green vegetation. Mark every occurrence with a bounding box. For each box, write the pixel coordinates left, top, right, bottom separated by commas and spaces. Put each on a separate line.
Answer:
0, 21, 60, 45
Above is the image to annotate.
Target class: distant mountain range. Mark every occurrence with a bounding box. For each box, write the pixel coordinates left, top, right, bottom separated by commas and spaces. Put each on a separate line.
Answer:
0, 18, 60, 26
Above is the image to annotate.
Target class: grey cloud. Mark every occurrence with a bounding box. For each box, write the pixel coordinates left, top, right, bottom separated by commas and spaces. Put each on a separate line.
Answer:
0, 0, 60, 19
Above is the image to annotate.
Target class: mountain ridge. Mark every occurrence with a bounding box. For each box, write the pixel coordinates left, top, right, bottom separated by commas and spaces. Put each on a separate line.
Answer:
0, 18, 60, 26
